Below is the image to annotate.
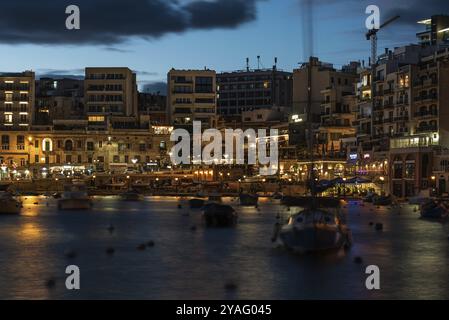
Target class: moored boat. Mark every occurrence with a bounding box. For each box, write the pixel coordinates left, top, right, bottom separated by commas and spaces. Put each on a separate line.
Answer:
275, 198, 351, 254
189, 198, 206, 209
58, 183, 92, 210
239, 193, 258, 207
420, 200, 449, 220
0, 191, 21, 215
120, 190, 144, 201
203, 203, 237, 227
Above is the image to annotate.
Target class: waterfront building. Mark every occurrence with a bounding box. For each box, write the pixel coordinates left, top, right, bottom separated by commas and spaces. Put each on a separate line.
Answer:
85, 67, 138, 128
292, 58, 359, 123
35, 77, 84, 125
388, 48, 449, 197
0, 71, 35, 131
138, 92, 168, 125
0, 124, 173, 180
167, 69, 217, 129
216, 65, 292, 119
417, 15, 449, 47
317, 86, 357, 156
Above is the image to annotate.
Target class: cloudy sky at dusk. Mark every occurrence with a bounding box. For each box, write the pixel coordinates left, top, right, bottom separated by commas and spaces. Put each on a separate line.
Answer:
0, 0, 448, 92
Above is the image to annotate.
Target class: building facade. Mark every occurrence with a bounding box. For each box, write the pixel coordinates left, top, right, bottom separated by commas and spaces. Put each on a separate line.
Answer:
167, 69, 217, 129
85, 67, 138, 128
216, 67, 292, 118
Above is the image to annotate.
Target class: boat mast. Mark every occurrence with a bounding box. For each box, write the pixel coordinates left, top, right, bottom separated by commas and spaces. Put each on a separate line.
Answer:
307, 57, 317, 205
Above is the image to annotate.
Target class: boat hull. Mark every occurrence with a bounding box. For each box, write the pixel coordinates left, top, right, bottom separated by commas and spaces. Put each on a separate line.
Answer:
58, 199, 92, 210
203, 204, 237, 227
279, 224, 346, 253
0, 199, 21, 215
120, 193, 144, 201
420, 206, 448, 220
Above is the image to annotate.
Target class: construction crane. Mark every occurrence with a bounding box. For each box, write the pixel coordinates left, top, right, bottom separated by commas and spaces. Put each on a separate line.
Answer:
366, 14, 399, 144
366, 15, 400, 65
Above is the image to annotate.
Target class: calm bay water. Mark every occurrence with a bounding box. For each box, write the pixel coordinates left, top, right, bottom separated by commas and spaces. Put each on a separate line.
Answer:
0, 196, 448, 300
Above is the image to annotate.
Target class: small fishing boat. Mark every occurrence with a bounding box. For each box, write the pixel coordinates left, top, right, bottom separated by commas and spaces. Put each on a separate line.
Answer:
420, 200, 449, 220
274, 197, 352, 254
189, 198, 206, 209
58, 183, 92, 210
203, 203, 237, 227
0, 191, 21, 215
239, 193, 258, 207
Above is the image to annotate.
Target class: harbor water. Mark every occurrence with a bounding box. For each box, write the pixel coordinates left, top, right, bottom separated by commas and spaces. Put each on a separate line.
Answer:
0, 196, 448, 299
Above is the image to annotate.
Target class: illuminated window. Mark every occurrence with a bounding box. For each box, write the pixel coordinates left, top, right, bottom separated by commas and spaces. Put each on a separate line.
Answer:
42, 138, 53, 152
5, 93, 12, 102
5, 114, 12, 123
88, 116, 105, 122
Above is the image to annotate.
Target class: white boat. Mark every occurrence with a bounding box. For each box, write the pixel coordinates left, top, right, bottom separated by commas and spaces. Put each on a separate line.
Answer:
0, 192, 21, 215
274, 197, 352, 254
58, 183, 92, 210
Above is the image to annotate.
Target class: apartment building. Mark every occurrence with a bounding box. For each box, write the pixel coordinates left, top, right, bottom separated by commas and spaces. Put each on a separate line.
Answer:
217, 67, 292, 118
388, 48, 449, 197
292, 58, 359, 123
85, 67, 138, 127
0, 71, 35, 131
417, 15, 449, 47
138, 92, 168, 125
317, 87, 357, 156
35, 77, 84, 125
167, 69, 217, 129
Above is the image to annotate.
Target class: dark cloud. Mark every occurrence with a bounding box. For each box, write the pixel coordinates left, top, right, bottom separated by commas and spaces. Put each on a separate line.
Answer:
135, 70, 159, 77
36, 68, 85, 79
297, 0, 449, 26
0, 0, 262, 45
382, 0, 449, 25
141, 81, 167, 95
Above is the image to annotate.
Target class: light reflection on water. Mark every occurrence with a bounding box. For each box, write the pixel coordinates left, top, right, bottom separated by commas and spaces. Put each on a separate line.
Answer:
0, 196, 448, 300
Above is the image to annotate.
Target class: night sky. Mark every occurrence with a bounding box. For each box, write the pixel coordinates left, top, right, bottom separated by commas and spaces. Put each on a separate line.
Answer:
0, 0, 448, 92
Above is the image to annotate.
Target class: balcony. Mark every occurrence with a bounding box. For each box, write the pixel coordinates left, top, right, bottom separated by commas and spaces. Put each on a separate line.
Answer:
383, 117, 393, 124
383, 102, 394, 109
373, 103, 383, 111
173, 108, 192, 114
396, 98, 409, 105
415, 94, 438, 102
373, 119, 383, 125
374, 76, 385, 82
414, 110, 438, 118
394, 116, 409, 122
415, 125, 438, 133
